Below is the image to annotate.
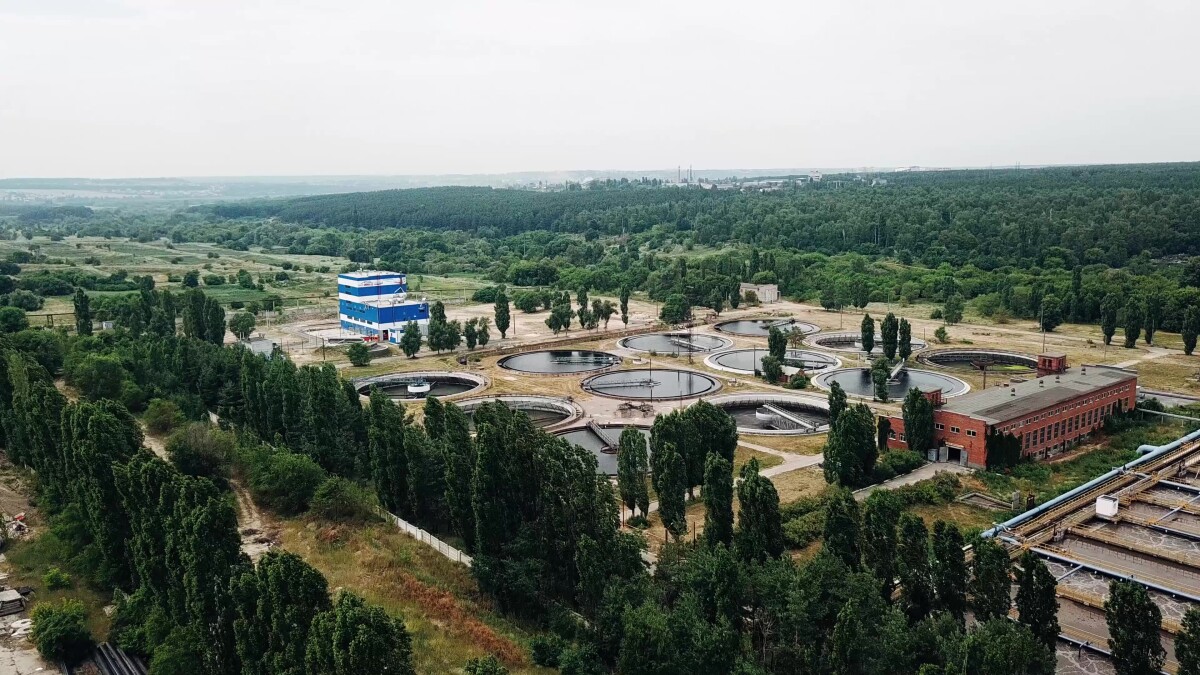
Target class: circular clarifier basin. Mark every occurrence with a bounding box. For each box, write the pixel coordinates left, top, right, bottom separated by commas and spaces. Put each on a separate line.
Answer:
619, 332, 731, 355
498, 349, 620, 375
918, 348, 1037, 373
354, 371, 487, 401
705, 348, 841, 375
582, 368, 720, 400
457, 395, 581, 432
715, 318, 819, 337
556, 425, 651, 475
813, 368, 969, 399
706, 394, 832, 435
807, 331, 928, 355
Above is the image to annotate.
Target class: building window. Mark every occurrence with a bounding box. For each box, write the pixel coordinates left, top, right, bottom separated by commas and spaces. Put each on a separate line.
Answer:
889, 431, 896, 439
899, 433, 906, 442
950, 426, 960, 434
966, 430, 977, 437
935, 423, 945, 430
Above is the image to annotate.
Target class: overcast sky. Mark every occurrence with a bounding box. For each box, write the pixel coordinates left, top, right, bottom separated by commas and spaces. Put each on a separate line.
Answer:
2, 0, 1198, 178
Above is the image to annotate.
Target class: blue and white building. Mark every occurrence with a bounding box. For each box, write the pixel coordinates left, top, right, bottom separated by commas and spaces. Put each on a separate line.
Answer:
337, 271, 429, 343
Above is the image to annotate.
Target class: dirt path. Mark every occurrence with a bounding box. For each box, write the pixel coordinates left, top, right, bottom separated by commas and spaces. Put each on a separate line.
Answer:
233, 481, 275, 562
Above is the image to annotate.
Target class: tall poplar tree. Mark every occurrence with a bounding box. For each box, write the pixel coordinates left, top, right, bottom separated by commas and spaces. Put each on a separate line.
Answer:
822, 487, 861, 570
897, 513, 933, 623
861, 490, 902, 599
1015, 552, 1060, 650
73, 288, 92, 336
616, 427, 650, 520
734, 459, 783, 563
898, 318, 913, 361
901, 387, 935, 455
1101, 293, 1121, 346
931, 521, 967, 624
656, 442, 688, 540
828, 381, 848, 425
1105, 580, 1165, 675
494, 286, 511, 339
702, 453, 734, 548
1184, 306, 1200, 356
1123, 297, 1143, 348
970, 538, 1011, 622
861, 314, 875, 355
881, 312, 899, 360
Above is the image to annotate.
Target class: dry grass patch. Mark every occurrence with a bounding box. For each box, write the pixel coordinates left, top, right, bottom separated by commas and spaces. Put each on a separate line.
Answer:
743, 433, 827, 455
734, 445, 782, 472
906, 502, 1000, 535
772, 467, 829, 505
277, 518, 550, 674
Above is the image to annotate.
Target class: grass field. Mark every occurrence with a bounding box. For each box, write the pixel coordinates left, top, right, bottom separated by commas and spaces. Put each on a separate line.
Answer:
278, 517, 552, 674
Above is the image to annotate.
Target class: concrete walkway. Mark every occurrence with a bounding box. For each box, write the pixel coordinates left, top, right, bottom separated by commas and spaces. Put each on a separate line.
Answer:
853, 462, 972, 500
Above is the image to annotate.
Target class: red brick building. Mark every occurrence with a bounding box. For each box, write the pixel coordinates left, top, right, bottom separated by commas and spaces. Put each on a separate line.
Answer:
885, 362, 1138, 468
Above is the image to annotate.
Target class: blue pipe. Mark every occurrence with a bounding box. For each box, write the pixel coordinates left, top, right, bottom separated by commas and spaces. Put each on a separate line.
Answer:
981, 426, 1200, 539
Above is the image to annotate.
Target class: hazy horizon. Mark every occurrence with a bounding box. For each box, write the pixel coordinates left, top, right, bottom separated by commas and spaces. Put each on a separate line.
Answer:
3, 0, 1199, 179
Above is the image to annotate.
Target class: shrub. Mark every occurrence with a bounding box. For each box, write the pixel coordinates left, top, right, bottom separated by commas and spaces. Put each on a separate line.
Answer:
471, 286, 501, 303
148, 626, 207, 675
530, 634, 567, 667
465, 655, 509, 674
0, 306, 29, 333
241, 445, 326, 515
929, 308, 943, 320
42, 567, 72, 590
346, 342, 371, 367
144, 398, 185, 435
166, 423, 234, 480
782, 510, 824, 549
785, 373, 810, 389
309, 476, 373, 521
31, 599, 94, 666
934, 326, 949, 343
873, 449, 925, 482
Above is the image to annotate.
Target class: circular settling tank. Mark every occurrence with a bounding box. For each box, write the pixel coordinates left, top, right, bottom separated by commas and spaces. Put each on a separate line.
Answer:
354, 371, 487, 401
498, 349, 620, 375
918, 348, 1038, 372
812, 368, 969, 400
707, 394, 832, 435
556, 425, 652, 475
808, 331, 928, 355
705, 348, 841, 375
582, 368, 720, 400
715, 318, 819, 338
458, 395, 582, 432
619, 332, 731, 355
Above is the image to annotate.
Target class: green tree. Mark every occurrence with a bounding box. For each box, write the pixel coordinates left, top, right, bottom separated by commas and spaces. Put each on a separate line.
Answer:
617, 427, 650, 520
881, 312, 899, 359
1176, 605, 1200, 675
898, 318, 913, 360
367, 388, 410, 517
822, 487, 861, 570
476, 316, 490, 346
823, 403, 877, 487
73, 288, 92, 336
934, 326, 949, 344
0, 306, 28, 333
232, 551, 331, 675
660, 294, 690, 324
400, 320, 421, 358
901, 387, 935, 455
871, 357, 890, 402
1184, 306, 1200, 356
970, 538, 1011, 622
656, 442, 688, 539
464, 318, 478, 350
861, 314, 876, 355
1101, 293, 1121, 346
346, 342, 371, 366
1039, 295, 1063, 332
828, 381, 848, 425
897, 513, 933, 623
1105, 579, 1165, 675
760, 355, 784, 383
943, 294, 964, 325
961, 619, 1055, 675
31, 599, 94, 666
767, 326, 787, 360
619, 285, 631, 327
228, 311, 256, 339
305, 591, 415, 675
931, 521, 967, 624
1124, 297, 1143, 348
734, 459, 784, 562
166, 422, 234, 480
703, 453, 734, 548
861, 490, 902, 599
493, 286, 510, 339
439, 402, 476, 549
182, 269, 200, 287
1145, 290, 1164, 345
546, 303, 574, 334
1015, 552, 1060, 651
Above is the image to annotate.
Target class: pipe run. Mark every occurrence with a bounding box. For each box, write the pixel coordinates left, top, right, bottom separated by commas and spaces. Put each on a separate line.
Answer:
981, 426, 1200, 540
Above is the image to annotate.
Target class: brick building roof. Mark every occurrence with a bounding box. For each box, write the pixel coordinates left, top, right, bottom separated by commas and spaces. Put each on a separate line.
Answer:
936, 365, 1136, 425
